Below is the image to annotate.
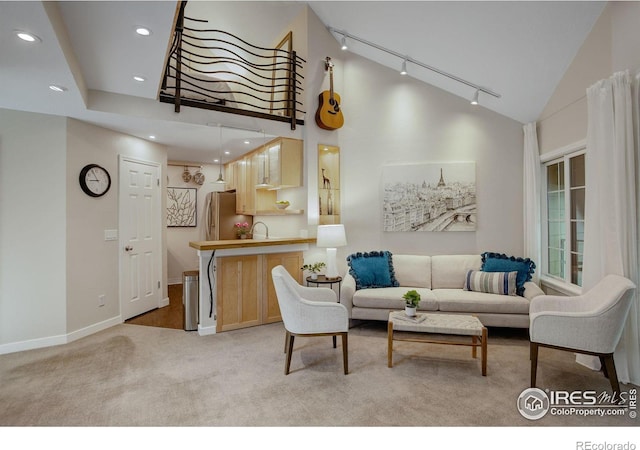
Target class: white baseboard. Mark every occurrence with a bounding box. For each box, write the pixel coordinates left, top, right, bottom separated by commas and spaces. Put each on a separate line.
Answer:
168, 277, 183, 285
0, 315, 122, 355
158, 296, 170, 308
198, 324, 217, 336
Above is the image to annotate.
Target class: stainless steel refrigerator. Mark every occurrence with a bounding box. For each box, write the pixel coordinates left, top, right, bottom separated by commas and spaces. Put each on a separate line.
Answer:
204, 191, 253, 240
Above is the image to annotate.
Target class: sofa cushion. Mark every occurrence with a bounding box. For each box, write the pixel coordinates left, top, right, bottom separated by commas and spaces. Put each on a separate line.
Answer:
481, 252, 536, 296
347, 251, 399, 290
431, 255, 482, 289
391, 255, 432, 288
353, 287, 438, 311
464, 270, 518, 296
434, 289, 530, 315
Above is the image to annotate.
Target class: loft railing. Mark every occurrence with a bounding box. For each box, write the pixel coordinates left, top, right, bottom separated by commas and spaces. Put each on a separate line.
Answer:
160, 1, 305, 129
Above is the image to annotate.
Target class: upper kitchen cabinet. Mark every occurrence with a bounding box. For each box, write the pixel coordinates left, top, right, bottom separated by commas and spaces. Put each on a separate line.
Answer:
258, 137, 302, 189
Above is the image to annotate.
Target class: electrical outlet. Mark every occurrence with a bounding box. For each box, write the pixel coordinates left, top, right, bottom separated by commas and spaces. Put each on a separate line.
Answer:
98, 294, 106, 307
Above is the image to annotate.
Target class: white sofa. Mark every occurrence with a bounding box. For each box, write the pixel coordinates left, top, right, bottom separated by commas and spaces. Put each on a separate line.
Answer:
340, 254, 544, 328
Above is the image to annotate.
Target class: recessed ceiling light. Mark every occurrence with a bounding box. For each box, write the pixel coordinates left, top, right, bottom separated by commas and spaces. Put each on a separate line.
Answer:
148, 135, 156, 140
224, 151, 230, 155
213, 158, 220, 163
49, 85, 67, 92
244, 140, 250, 145
133, 75, 146, 82
135, 27, 152, 36
16, 31, 41, 43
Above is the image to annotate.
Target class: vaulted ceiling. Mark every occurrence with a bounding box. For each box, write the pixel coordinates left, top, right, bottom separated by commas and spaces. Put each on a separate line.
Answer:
0, 1, 606, 162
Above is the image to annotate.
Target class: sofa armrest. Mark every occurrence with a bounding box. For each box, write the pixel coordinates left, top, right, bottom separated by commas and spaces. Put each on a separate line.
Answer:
523, 281, 544, 301
340, 273, 356, 316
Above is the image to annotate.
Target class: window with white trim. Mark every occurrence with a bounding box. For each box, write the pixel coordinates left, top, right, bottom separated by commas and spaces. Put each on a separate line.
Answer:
542, 149, 585, 287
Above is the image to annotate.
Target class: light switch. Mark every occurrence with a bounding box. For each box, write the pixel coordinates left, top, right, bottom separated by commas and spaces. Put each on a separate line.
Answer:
104, 229, 118, 241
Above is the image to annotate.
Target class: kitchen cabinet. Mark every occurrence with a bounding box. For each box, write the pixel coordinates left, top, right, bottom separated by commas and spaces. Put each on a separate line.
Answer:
234, 156, 256, 215
224, 161, 237, 191
216, 255, 261, 332
215, 251, 303, 331
262, 137, 302, 189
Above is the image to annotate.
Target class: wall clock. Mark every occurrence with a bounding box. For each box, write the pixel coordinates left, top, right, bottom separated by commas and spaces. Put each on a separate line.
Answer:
79, 164, 111, 197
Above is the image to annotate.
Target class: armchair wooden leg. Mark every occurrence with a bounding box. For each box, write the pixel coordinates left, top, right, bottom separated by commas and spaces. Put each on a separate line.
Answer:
602, 353, 620, 395
530, 342, 539, 388
341, 333, 349, 375
284, 330, 290, 354
285, 334, 295, 375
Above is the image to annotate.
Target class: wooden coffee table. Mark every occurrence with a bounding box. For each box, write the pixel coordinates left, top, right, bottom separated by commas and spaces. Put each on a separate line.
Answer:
387, 311, 488, 376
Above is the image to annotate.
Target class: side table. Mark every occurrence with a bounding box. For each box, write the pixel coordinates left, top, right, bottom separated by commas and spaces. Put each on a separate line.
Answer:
306, 275, 343, 301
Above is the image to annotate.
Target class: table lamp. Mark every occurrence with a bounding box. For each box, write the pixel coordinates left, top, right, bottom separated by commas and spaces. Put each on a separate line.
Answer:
316, 224, 347, 279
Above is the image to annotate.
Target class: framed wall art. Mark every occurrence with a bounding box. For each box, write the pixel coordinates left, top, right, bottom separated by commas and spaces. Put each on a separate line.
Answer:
318, 144, 340, 224
167, 187, 197, 227
382, 161, 476, 232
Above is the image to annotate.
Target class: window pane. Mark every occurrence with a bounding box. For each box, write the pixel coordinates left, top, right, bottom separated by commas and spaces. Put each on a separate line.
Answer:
571, 221, 585, 254
548, 221, 565, 249
547, 162, 564, 191
548, 248, 565, 278
547, 191, 565, 220
571, 187, 585, 220
571, 252, 583, 286
570, 154, 585, 187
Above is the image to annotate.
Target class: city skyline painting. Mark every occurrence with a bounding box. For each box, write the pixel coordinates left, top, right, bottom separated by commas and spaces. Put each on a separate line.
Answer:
382, 161, 476, 232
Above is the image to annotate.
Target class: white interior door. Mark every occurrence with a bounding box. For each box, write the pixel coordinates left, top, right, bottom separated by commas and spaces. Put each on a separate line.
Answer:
119, 157, 162, 320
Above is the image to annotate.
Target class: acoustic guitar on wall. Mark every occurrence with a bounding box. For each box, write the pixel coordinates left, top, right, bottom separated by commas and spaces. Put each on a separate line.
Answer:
315, 56, 344, 130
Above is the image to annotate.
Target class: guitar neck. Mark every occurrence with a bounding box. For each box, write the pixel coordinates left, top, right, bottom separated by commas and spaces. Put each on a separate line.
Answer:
329, 67, 334, 100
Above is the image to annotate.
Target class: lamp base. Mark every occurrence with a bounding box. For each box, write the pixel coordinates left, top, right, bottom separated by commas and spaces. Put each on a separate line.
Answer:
325, 247, 339, 279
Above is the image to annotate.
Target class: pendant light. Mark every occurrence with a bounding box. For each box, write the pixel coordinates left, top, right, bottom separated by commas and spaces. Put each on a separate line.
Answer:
215, 124, 225, 184
256, 129, 272, 189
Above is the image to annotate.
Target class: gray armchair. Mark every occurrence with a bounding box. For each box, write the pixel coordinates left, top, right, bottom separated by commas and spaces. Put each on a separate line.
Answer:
529, 274, 636, 394
271, 265, 349, 375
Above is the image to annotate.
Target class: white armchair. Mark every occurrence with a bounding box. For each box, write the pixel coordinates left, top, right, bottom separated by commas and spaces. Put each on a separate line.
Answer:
529, 274, 636, 394
271, 265, 349, 375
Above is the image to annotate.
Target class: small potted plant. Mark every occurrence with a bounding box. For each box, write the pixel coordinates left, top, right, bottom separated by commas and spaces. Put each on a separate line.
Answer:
234, 222, 250, 239
402, 289, 421, 317
301, 262, 326, 280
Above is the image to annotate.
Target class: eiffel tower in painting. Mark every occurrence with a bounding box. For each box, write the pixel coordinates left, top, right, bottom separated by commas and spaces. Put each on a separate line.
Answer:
437, 168, 446, 188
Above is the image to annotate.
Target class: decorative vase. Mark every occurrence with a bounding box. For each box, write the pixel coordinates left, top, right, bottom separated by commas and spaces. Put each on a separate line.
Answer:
405, 305, 417, 317
240, 234, 246, 240
310, 273, 318, 280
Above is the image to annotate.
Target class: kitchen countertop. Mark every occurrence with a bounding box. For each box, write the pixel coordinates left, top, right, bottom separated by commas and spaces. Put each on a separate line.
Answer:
189, 237, 316, 251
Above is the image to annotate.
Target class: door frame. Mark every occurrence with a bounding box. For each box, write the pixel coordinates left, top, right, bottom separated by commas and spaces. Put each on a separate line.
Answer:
118, 155, 165, 321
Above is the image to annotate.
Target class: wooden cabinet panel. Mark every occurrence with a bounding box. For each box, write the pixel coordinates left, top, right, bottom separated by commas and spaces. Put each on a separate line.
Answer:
216, 255, 261, 332
216, 252, 303, 331
263, 252, 303, 324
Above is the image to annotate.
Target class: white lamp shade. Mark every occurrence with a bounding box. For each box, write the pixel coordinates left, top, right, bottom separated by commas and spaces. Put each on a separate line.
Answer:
316, 224, 347, 248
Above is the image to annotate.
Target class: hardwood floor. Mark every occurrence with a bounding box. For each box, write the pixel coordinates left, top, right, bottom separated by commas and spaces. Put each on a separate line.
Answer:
125, 284, 184, 330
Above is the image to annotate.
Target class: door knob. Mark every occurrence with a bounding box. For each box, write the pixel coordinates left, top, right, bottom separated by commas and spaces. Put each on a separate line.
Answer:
125, 245, 133, 252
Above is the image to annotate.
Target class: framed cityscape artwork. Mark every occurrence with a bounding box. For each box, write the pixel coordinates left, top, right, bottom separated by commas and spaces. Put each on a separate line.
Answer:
382, 161, 476, 232
318, 144, 340, 225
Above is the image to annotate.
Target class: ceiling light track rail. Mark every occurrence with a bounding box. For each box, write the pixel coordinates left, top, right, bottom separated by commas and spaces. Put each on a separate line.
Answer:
160, 1, 305, 130
328, 27, 501, 101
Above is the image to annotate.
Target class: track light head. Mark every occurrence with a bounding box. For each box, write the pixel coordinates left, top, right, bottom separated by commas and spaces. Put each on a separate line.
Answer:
340, 36, 348, 51
400, 59, 408, 76
471, 90, 479, 105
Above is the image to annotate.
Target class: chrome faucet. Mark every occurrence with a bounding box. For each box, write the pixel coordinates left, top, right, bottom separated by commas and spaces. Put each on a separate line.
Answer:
250, 221, 269, 239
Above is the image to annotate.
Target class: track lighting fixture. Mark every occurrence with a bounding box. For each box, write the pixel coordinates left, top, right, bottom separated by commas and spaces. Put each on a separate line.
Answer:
471, 90, 479, 105
340, 36, 348, 51
400, 59, 408, 75
327, 26, 501, 101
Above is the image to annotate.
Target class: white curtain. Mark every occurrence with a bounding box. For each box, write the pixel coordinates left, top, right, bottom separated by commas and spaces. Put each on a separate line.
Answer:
523, 122, 541, 282
582, 70, 640, 385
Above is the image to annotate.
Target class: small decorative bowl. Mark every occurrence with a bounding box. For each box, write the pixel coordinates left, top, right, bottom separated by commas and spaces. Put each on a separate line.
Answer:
275, 202, 289, 210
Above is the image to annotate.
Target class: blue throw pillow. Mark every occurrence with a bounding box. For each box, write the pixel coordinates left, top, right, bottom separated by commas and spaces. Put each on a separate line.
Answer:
347, 251, 399, 290
481, 252, 536, 296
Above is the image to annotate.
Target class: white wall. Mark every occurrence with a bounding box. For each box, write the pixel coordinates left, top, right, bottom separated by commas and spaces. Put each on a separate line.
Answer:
66, 119, 168, 333
0, 109, 68, 349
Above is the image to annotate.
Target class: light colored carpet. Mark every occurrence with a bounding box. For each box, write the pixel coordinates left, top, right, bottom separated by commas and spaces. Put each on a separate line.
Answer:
0, 320, 636, 428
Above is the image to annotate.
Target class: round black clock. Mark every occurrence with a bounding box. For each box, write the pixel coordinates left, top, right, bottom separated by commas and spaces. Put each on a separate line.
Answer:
79, 164, 111, 197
